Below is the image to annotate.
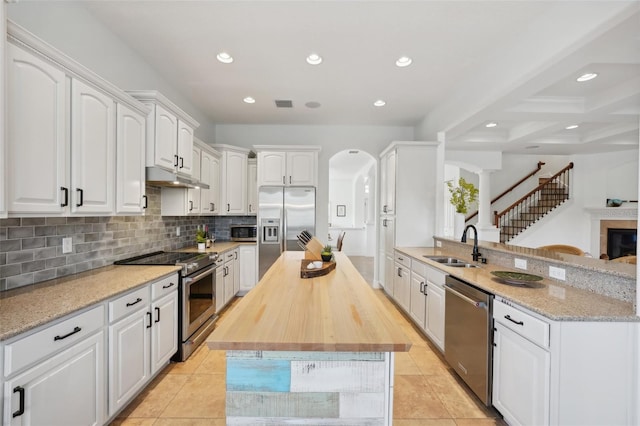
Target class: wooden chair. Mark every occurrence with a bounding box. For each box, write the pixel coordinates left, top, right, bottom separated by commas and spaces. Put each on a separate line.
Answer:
337, 231, 346, 251
537, 244, 585, 256
611, 255, 636, 264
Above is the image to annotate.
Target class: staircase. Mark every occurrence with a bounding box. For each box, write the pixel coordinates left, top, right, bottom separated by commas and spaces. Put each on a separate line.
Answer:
495, 163, 574, 243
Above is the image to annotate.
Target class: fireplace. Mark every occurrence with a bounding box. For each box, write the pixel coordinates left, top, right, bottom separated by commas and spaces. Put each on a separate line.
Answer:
599, 219, 637, 259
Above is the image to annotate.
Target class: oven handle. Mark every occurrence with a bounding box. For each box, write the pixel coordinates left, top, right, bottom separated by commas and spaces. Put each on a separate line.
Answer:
445, 285, 487, 309
183, 265, 217, 283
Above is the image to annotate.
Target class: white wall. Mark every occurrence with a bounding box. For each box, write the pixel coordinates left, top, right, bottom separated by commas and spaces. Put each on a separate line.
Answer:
7, 1, 216, 141
215, 124, 414, 247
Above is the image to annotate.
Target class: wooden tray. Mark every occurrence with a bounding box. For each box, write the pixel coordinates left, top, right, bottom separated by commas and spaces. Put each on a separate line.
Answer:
300, 258, 336, 278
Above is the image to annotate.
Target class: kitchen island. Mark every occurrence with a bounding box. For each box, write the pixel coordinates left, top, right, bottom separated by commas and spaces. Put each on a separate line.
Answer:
206, 251, 411, 425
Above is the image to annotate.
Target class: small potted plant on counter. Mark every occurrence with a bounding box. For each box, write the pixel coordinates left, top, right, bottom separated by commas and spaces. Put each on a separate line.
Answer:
447, 177, 478, 237
196, 229, 207, 251
321, 245, 333, 262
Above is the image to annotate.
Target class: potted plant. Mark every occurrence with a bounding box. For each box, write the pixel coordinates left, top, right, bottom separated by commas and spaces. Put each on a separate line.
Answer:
447, 177, 479, 237
195, 229, 207, 251
321, 245, 333, 262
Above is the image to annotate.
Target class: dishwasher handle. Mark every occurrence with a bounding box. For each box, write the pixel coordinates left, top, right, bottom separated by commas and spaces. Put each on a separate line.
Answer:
445, 285, 487, 309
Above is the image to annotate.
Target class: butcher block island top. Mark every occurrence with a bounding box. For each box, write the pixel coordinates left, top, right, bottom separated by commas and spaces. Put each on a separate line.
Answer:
207, 251, 412, 352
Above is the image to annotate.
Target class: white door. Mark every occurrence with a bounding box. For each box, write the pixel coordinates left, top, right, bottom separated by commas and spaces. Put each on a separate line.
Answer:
224, 151, 247, 214
247, 160, 258, 214
286, 151, 316, 186
153, 104, 178, 171
239, 245, 257, 292
7, 43, 67, 214
177, 120, 194, 176
393, 263, 410, 311
210, 153, 221, 214
492, 322, 550, 426
425, 282, 445, 350
409, 272, 426, 329
257, 151, 286, 186
384, 254, 395, 297
116, 104, 146, 214
187, 146, 201, 214
224, 262, 235, 305
233, 250, 240, 295
4, 332, 105, 426
201, 150, 214, 214
384, 150, 396, 214
215, 266, 225, 313
70, 79, 115, 214
108, 308, 150, 417
151, 291, 178, 375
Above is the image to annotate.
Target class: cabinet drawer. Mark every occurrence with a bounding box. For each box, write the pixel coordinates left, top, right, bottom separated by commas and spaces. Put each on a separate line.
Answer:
426, 266, 446, 287
411, 260, 427, 278
4, 304, 104, 377
493, 299, 549, 348
109, 286, 150, 323
225, 251, 235, 262
394, 252, 411, 268
151, 273, 179, 300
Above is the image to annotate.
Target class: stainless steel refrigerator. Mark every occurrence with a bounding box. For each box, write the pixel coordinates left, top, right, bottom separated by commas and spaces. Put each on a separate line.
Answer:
258, 186, 316, 279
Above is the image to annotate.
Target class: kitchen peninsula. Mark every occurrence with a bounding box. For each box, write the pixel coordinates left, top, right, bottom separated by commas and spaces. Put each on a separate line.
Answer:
206, 251, 411, 425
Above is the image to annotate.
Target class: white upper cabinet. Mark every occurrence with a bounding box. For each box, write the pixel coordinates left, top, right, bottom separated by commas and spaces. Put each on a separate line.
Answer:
127, 90, 199, 178
6, 42, 68, 215
6, 23, 149, 217
255, 146, 320, 187
187, 144, 202, 214
201, 147, 221, 215
116, 104, 147, 214
214, 144, 249, 215
70, 79, 115, 214
247, 158, 257, 215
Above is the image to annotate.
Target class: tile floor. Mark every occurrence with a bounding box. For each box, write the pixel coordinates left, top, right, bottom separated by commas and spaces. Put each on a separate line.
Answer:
111, 256, 505, 426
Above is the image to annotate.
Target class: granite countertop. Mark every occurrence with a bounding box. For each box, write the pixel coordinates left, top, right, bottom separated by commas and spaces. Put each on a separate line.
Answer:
0, 264, 181, 342
396, 247, 638, 322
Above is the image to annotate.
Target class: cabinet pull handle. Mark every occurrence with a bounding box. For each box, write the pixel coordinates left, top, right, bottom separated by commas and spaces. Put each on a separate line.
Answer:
143, 195, 148, 209
76, 188, 84, 207
189, 200, 193, 211
162, 282, 175, 289
504, 314, 524, 326
174, 155, 179, 167
289, 176, 292, 184
420, 282, 425, 294
147, 311, 152, 328
126, 297, 142, 307
12, 386, 25, 418
383, 205, 387, 213
210, 202, 214, 211
249, 204, 252, 212
383, 219, 387, 227
282, 176, 286, 184
155, 306, 160, 323
227, 203, 230, 212
61, 187, 69, 207
54, 326, 82, 341
180, 157, 184, 169
397, 267, 402, 277
235, 252, 238, 260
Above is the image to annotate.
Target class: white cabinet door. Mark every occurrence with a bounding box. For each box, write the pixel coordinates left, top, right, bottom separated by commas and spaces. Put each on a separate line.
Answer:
153, 104, 178, 171
409, 271, 426, 329
150, 291, 178, 375
233, 249, 240, 296
222, 150, 247, 215
384, 254, 395, 297
425, 282, 445, 351
187, 145, 201, 215
108, 306, 150, 417
286, 151, 316, 186
116, 103, 146, 214
200, 150, 214, 214
4, 332, 105, 426
383, 150, 396, 214
177, 120, 194, 176
383, 217, 395, 254
239, 245, 257, 293
7, 43, 67, 214
247, 159, 258, 215
70, 79, 115, 214
393, 263, 410, 311
215, 265, 225, 313
223, 262, 234, 305
492, 322, 550, 426
257, 151, 286, 186
210, 153, 221, 214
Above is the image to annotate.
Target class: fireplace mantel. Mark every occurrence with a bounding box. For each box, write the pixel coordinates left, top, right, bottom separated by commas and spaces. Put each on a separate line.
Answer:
585, 207, 638, 219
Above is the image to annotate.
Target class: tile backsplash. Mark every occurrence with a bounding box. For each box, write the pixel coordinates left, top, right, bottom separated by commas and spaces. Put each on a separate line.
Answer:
0, 186, 256, 291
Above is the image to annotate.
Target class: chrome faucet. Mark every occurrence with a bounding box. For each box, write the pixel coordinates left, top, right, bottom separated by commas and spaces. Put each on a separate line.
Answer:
461, 224, 482, 262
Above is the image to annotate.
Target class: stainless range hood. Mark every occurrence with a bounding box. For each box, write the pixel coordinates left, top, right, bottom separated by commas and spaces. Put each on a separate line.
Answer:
145, 167, 210, 189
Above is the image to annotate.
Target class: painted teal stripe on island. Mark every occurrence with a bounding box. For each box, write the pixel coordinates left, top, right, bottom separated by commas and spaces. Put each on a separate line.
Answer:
227, 359, 291, 392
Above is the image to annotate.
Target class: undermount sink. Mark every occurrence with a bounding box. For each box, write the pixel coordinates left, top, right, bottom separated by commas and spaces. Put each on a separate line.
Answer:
422, 255, 478, 268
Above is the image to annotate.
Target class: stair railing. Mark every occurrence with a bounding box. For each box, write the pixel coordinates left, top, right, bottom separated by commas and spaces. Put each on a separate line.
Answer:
494, 162, 574, 242
465, 161, 545, 222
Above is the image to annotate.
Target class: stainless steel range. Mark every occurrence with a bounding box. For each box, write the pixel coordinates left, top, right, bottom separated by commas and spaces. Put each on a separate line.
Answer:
115, 250, 219, 361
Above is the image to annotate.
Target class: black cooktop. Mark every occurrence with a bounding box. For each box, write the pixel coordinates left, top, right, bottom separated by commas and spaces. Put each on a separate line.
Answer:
115, 250, 218, 275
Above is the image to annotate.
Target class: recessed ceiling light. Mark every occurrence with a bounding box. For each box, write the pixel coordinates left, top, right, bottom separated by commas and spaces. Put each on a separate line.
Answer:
374, 100, 386, 107
395, 56, 412, 67
306, 53, 322, 65
576, 73, 598, 82
565, 124, 579, 130
216, 52, 233, 64
485, 122, 498, 128
243, 97, 255, 104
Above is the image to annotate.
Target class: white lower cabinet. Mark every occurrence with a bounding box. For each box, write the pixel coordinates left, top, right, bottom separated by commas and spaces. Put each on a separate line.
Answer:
215, 257, 225, 313
409, 267, 426, 330
424, 281, 445, 351
2, 306, 106, 426
108, 274, 178, 417
393, 252, 411, 312
238, 245, 257, 295
407, 259, 445, 352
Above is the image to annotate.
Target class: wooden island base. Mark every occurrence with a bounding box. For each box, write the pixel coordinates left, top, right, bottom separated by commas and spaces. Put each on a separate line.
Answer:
207, 251, 411, 425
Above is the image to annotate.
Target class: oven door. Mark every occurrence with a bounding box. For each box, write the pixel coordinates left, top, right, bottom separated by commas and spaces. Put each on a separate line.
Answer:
182, 265, 217, 339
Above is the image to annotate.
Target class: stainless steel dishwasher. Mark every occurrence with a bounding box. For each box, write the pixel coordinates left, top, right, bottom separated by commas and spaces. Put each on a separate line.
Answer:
444, 274, 493, 406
